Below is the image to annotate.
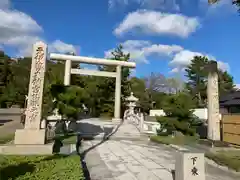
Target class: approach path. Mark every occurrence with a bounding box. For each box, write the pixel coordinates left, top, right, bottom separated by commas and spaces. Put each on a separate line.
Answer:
78, 118, 240, 180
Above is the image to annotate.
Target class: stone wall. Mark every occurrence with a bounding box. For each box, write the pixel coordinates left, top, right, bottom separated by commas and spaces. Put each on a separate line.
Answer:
149, 108, 222, 121
142, 121, 160, 135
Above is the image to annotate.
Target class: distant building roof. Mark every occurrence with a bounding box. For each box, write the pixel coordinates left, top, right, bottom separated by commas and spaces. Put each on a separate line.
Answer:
220, 91, 240, 106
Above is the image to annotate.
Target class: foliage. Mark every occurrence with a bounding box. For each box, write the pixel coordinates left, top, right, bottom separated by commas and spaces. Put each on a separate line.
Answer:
156, 92, 200, 136
185, 56, 235, 108
0, 155, 84, 179
130, 77, 152, 113
144, 72, 184, 94
54, 134, 77, 144
233, 0, 240, 11
209, 0, 240, 12
50, 84, 89, 120
0, 47, 236, 122
210, 0, 240, 12
144, 72, 167, 93
150, 135, 199, 146
130, 73, 183, 113
185, 56, 209, 107
0, 45, 131, 119
151, 91, 168, 109
218, 71, 236, 95
97, 45, 131, 117
0, 52, 17, 107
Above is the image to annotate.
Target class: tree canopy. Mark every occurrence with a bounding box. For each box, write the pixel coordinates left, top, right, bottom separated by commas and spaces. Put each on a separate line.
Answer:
185, 56, 235, 107
0, 48, 236, 120
209, 0, 240, 11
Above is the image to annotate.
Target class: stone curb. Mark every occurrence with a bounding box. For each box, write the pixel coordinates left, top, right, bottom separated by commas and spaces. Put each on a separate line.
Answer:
169, 144, 189, 152
168, 144, 240, 175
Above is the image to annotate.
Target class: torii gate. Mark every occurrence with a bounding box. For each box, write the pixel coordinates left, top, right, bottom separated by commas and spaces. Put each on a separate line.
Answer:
50, 52, 136, 122
14, 41, 135, 146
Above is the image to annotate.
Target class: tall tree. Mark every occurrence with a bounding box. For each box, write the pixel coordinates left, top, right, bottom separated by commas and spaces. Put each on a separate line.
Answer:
144, 72, 167, 93
185, 56, 235, 107
209, 0, 240, 11
167, 77, 184, 94
0, 52, 19, 107
130, 77, 152, 113
218, 71, 235, 95
185, 56, 208, 107
94, 45, 131, 117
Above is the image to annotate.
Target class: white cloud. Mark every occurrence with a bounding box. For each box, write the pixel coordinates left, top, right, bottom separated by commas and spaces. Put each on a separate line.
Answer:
143, 44, 183, 56
105, 40, 183, 63
170, 67, 184, 74
169, 49, 230, 73
114, 10, 200, 38
0, 6, 44, 56
106, 40, 230, 74
235, 84, 240, 90
49, 40, 78, 54
109, 0, 237, 16
108, 0, 180, 11
217, 61, 230, 72
121, 39, 151, 49
0, 1, 78, 57
13, 39, 78, 57
0, 9, 42, 43
170, 50, 203, 67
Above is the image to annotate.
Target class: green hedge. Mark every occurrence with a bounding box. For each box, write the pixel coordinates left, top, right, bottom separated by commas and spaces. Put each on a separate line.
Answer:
206, 151, 240, 172
0, 155, 84, 180
150, 135, 198, 145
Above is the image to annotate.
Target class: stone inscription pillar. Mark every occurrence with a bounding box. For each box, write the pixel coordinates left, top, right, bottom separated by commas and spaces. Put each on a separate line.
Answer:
25, 42, 47, 129
207, 61, 220, 141
14, 42, 47, 145
113, 65, 122, 122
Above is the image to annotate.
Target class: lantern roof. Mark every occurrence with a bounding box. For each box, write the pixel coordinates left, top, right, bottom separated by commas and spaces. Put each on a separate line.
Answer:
126, 92, 139, 102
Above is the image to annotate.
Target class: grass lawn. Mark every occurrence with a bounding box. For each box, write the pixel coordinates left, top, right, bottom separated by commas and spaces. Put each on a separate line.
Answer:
206, 150, 240, 172
150, 135, 199, 146
0, 134, 15, 144
0, 154, 84, 180
62, 135, 77, 144
54, 133, 95, 145
54, 133, 77, 144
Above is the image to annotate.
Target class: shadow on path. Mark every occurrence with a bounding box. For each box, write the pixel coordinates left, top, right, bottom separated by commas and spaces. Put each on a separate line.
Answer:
78, 121, 123, 180
0, 163, 35, 180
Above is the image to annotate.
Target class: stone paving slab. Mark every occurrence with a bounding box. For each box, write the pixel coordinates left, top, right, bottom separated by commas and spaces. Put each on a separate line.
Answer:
0, 120, 23, 137
81, 139, 240, 180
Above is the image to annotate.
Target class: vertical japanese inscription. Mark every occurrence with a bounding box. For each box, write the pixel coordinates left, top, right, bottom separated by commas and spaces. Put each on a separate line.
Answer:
191, 157, 199, 176
25, 42, 46, 129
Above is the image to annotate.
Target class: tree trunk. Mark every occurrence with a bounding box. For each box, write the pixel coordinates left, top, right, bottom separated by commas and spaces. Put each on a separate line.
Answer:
198, 92, 202, 107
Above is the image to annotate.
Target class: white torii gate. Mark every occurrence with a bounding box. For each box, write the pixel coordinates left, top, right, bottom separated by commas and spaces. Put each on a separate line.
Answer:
50, 53, 136, 122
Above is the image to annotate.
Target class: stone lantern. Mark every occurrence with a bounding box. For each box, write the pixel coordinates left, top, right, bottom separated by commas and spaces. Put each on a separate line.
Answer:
125, 92, 139, 114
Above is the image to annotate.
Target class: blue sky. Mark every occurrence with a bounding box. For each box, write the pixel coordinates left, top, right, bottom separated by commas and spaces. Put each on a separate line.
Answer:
0, 0, 240, 85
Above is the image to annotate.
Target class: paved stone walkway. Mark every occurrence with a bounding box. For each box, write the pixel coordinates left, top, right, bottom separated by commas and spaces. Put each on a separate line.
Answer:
81, 139, 240, 180
0, 120, 23, 137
